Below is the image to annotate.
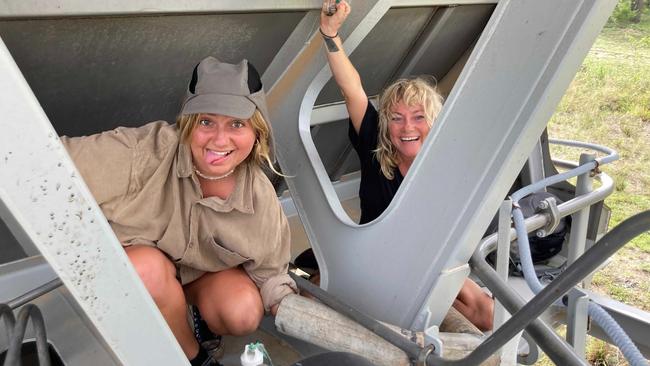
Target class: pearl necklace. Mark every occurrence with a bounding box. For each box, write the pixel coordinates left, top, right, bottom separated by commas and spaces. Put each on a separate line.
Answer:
194, 167, 235, 181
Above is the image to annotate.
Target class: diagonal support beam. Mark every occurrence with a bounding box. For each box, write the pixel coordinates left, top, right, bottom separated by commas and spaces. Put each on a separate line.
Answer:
0, 37, 187, 365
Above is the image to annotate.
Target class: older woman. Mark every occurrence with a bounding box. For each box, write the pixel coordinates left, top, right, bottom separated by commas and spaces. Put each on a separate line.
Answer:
62, 57, 296, 365
306, 0, 494, 331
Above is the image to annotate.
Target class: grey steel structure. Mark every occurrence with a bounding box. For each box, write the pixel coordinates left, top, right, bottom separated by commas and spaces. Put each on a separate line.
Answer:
268, 0, 617, 330
2, 0, 648, 365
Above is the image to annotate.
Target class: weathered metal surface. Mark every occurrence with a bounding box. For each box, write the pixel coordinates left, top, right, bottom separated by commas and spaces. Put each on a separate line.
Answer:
0, 38, 187, 365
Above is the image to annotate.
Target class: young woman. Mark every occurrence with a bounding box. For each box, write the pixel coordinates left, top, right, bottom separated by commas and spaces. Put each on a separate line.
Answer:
62, 57, 296, 365
298, 0, 494, 331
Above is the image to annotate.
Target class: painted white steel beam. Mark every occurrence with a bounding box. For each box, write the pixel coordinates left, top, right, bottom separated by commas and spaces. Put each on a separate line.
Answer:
0, 38, 188, 365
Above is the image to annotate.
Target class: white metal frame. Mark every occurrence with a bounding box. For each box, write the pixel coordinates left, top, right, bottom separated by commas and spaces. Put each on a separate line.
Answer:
0, 39, 188, 365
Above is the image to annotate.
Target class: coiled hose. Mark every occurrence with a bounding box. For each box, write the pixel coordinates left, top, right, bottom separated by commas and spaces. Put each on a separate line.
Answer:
512, 207, 649, 366
2, 303, 51, 366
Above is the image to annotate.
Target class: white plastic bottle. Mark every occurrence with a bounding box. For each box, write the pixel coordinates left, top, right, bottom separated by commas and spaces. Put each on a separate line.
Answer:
240, 343, 265, 366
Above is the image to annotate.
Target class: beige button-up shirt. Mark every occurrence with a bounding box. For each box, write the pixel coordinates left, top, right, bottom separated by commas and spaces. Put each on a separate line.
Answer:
61, 121, 296, 311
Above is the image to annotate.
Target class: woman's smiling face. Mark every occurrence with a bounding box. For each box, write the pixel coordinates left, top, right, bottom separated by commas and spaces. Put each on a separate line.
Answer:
190, 113, 256, 178
387, 102, 431, 164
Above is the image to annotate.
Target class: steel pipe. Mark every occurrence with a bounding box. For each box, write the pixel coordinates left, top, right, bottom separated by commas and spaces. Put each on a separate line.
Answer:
7, 278, 63, 310
470, 256, 588, 366
428, 210, 650, 365
475, 172, 613, 260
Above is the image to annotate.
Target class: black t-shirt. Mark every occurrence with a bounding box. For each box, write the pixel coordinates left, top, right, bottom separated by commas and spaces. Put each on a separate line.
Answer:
348, 100, 403, 224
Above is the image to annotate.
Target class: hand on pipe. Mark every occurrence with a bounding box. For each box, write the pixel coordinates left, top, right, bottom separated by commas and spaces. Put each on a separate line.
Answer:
321, 0, 351, 38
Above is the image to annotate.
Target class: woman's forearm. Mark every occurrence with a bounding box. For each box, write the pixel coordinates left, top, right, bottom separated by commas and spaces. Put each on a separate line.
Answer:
322, 34, 363, 99
320, 0, 367, 131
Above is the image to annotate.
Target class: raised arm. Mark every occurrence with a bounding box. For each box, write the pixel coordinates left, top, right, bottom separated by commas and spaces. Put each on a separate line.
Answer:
320, 0, 368, 134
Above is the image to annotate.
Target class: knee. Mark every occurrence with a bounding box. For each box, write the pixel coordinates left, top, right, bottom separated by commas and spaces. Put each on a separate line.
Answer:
224, 290, 264, 335
227, 302, 263, 335
126, 246, 177, 301
203, 290, 263, 336
476, 296, 494, 331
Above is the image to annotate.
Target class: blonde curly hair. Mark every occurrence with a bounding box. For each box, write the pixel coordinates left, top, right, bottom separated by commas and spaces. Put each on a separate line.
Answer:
375, 77, 444, 179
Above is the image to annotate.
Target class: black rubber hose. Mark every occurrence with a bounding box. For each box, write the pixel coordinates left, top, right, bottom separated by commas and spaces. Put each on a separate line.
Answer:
0, 303, 16, 341
4, 304, 51, 366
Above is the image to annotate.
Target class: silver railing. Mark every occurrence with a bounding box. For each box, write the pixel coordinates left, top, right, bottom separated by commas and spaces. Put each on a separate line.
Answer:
461, 139, 649, 365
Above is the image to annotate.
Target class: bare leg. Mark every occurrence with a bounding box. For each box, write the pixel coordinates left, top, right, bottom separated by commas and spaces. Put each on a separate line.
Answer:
125, 246, 199, 358
185, 267, 263, 336
453, 278, 494, 331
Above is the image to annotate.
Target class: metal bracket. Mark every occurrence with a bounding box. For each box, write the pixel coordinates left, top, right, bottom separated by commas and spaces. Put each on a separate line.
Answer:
590, 159, 601, 177
535, 197, 560, 238
416, 344, 436, 366
422, 325, 443, 358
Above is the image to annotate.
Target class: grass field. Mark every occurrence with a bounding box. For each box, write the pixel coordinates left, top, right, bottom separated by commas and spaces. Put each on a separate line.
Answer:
538, 8, 650, 366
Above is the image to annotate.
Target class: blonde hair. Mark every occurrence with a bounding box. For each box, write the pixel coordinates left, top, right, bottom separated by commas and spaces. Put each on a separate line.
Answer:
176, 109, 281, 175
375, 77, 444, 179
